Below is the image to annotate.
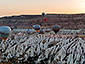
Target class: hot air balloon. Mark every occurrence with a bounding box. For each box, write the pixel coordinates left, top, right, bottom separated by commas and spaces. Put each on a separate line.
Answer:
39, 29, 45, 34
27, 29, 31, 34
43, 18, 47, 21
0, 26, 11, 41
52, 25, 60, 34
33, 25, 40, 33
42, 12, 45, 16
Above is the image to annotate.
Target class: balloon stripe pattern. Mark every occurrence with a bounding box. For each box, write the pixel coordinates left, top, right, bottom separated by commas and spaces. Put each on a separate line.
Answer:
0, 34, 85, 64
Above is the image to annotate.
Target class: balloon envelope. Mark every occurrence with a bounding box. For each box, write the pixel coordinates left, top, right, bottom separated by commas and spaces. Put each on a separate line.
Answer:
0, 26, 11, 40
27, 29, 31, 34
42, 12, 45, 16
33, 25, 40, 30
44, 18, 47, 21
52, 25, 60, 33
39, 29, 45, 34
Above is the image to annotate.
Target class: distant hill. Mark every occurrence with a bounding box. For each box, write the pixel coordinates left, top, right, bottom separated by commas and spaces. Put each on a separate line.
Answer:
0, 14, 85, 29
0, 15, 41, 19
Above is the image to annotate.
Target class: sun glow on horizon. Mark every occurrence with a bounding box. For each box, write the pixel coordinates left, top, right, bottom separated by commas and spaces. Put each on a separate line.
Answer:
0, 0, 85, 17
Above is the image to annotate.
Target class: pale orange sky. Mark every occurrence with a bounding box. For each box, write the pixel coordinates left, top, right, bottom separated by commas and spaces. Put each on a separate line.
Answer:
0, 0, 85, 17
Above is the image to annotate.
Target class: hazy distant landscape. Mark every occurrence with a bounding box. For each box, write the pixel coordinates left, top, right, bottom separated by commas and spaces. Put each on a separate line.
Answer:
0, 13, 85, 29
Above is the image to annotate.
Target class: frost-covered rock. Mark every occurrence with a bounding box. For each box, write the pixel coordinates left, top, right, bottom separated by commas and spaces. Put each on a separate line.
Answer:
0, 34, 85, 64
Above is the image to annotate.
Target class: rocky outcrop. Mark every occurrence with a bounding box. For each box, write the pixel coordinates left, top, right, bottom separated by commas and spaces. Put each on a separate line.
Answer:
0, 14, 85, 29
0, 34, 85, 64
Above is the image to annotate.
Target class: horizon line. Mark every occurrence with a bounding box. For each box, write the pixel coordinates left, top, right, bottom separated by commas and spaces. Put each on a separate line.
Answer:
0, 12, 85, 18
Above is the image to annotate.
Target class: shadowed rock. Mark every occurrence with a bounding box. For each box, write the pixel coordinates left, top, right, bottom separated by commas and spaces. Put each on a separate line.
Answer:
48, 41, 58, 48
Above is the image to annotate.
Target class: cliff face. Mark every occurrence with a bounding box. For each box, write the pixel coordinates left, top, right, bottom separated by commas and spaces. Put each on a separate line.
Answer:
0, 14, 85, 29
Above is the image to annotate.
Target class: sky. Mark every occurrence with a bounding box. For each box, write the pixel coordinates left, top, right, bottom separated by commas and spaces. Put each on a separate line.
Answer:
0, 0, 85, 17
